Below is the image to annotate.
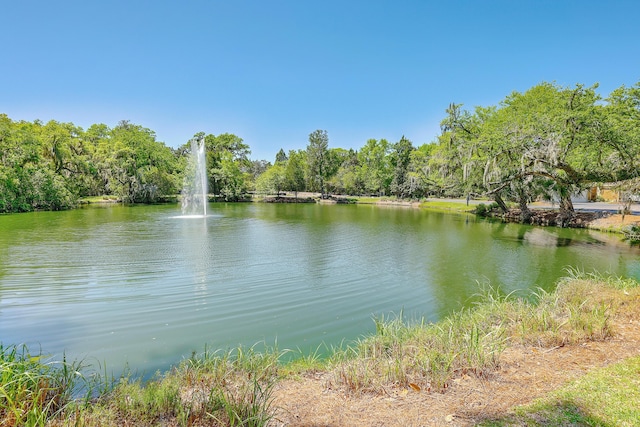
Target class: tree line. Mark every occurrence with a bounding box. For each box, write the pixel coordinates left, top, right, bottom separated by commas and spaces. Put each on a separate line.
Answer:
258, 81, 640, 217
0, 118, 258, 213
1, 81, 639, 214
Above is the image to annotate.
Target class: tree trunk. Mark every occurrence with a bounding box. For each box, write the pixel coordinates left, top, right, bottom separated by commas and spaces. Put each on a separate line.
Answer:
493, 194, 509, 213
559, 195, 574, 213
519, 198, 532, 223
558, 195, 575, 227
517, 188, 532, 223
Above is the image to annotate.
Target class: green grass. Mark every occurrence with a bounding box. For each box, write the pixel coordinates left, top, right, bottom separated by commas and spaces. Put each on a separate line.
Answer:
419, 200, 476, 212
78, 195, 120, 203
327, 306, 505, 393
350, 196, 391, 204
72, 344, 280, 427
480, 356, 640, 426
0, 345, 85, 427
351, 196, 477, 212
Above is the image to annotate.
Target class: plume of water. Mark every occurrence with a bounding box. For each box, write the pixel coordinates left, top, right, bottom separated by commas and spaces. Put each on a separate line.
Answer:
181, 136, 208, 216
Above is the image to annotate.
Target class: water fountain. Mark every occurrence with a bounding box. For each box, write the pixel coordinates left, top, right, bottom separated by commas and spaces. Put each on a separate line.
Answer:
181, 135, 208, 217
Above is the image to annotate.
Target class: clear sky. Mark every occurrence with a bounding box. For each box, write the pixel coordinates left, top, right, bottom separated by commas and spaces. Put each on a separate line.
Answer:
2, 0, 639, 161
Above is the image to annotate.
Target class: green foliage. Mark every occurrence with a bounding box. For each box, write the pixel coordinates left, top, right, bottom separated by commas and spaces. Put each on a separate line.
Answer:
284, 150, 307, 195
0, 115, 180, 212
106, 121, 180, 203
326, 148, 360, 195
357, 138, 391, 196
389, 136, 415, 198
100, 345, 279, 427
274, 148, 288, 164
3, 78, 640, 212
482, 356, 640, 426
306, 129, 330, 195
211, 151, 250, 201
431, 82, 639, 213
475, 202, 499, 216
192, 132, 252, 201
475, 203, 488, 216
0, 344, 280, 426
255, 163, 286, 196
0, 345, 84, 427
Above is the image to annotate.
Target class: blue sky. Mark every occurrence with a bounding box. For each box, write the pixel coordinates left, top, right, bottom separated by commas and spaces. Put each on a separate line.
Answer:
2, 1, 639, 161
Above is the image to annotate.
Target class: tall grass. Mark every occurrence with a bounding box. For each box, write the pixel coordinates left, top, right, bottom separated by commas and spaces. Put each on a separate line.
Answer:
66, 344, 280, 427
328, 306, 506, 394
328, 272, 636, 395
1, 344, 280, 427
0, 345, 85, 427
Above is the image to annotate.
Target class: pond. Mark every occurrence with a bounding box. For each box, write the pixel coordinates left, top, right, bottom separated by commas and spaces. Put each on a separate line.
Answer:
1, 203, 639, 376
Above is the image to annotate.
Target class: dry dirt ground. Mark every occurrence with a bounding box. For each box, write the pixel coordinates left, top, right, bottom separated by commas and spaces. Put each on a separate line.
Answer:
269, 215, 640, 426
588, 213, 640, 231
270, 308, 640, 427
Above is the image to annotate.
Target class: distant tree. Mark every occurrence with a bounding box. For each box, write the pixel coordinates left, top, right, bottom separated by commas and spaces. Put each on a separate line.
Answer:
284, 150, 306, 198
603, 82, 640, 181
211, 151, 248, 201
482, 83, 601, 217
0, 116, 75, 211
306, 129, 330, 196
597, 82, 640, 214
193, 132, 251, 198
106, 121, 178, 203
246, 159, 271, 191
357, 138, 391, 196
437, 83, 606, 222
390, 136, 414, 198
255, 163, 286, 197
275, 148, 288, 164
327, 148, 360, 195
404, 143, 436, 198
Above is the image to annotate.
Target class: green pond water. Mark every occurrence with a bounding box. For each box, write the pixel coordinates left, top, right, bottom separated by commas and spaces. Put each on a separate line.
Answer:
1, 203, 639, 376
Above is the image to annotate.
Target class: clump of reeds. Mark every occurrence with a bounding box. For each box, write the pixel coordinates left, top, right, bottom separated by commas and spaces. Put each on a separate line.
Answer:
70, 344, 280, 427
2, 344, 280, 427
328, 304, 506, 394
0, 344, 83, 427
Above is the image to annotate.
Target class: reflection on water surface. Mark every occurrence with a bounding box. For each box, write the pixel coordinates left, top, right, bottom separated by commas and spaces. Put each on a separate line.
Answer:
1, 203, 638, 375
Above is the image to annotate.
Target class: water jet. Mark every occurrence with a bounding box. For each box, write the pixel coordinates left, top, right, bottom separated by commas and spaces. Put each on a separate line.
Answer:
181, 135, 208, 217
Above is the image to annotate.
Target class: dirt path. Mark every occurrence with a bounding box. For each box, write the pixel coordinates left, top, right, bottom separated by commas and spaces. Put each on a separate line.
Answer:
270, 301, 640, 426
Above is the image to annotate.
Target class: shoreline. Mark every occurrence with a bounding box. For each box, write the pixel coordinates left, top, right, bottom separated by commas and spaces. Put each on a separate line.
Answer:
76, 193, 640, 239
3, 199, 640, 425
254, 193, 640, 238
3, 272, 640, 426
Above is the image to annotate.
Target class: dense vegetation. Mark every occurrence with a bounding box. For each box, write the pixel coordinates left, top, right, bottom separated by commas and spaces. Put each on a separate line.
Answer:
0, 118, 257, 212
258, 81, 640, 214
2, 81, 639, 214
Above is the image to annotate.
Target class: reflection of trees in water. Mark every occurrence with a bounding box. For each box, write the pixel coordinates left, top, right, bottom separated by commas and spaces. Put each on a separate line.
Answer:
501, 225, 609, 249
523, 229, 564, 247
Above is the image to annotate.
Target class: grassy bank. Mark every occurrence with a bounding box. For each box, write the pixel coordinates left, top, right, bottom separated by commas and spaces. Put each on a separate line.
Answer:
2, 270, 639, 426
418, 199, 477, 213
349, 196, 477, 213
481, 355, 640, 426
